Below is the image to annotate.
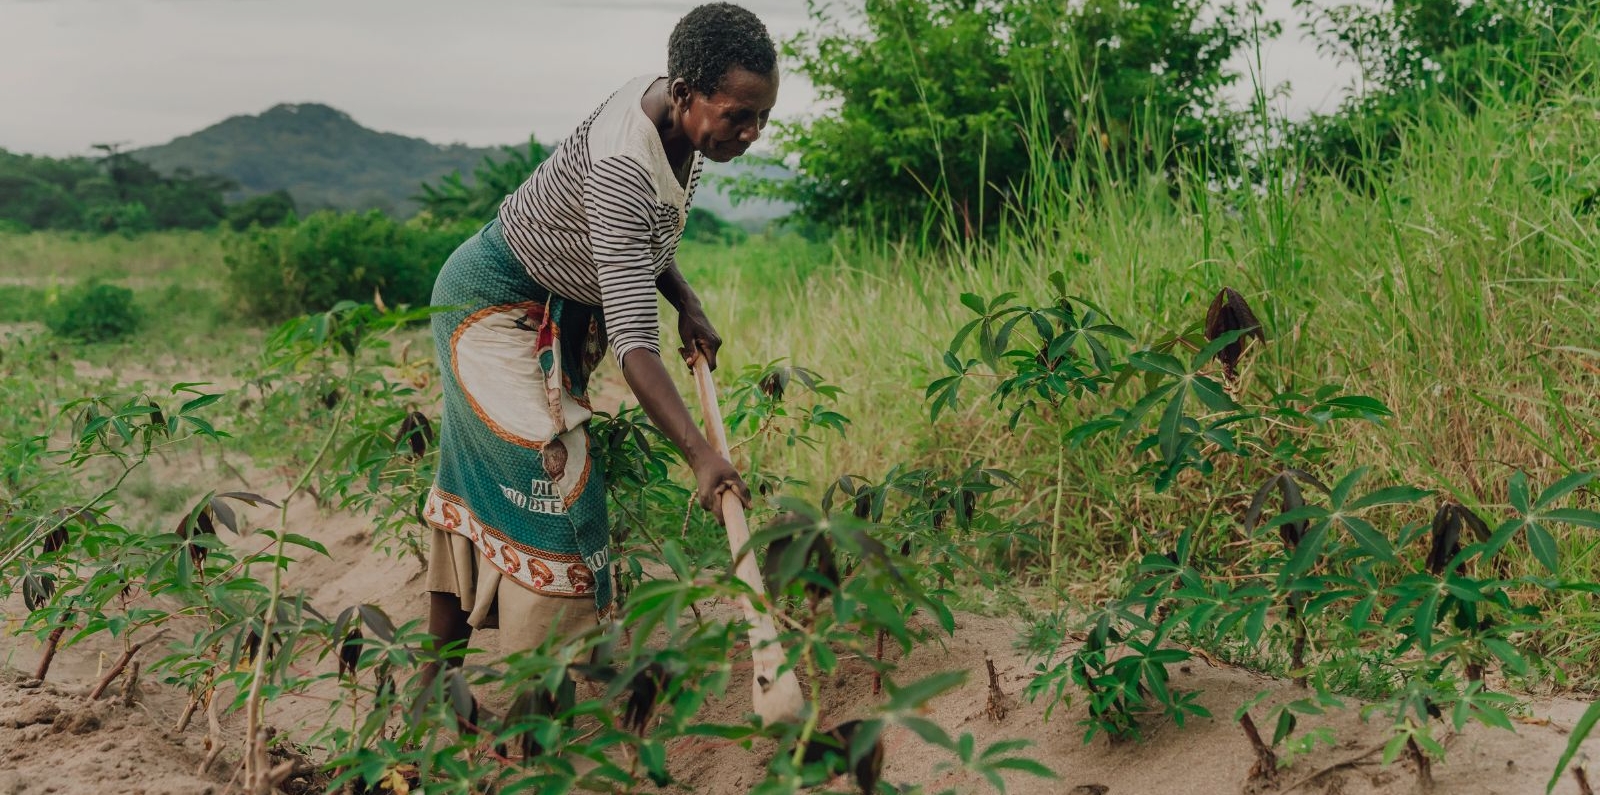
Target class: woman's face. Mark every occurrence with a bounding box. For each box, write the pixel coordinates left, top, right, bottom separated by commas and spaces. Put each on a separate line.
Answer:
673, 67, 779, 163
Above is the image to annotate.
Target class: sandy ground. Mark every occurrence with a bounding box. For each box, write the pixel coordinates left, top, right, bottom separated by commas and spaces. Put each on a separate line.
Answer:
4, 366, 1600, 794
7, 476, 1600, 795
0, 669, 223, 795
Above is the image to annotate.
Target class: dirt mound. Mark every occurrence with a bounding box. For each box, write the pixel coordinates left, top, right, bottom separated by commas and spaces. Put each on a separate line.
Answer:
0, 669, 223, 795
656, 610, 1600, 795
6, 464, 1600, 794
6, 590, 1600, 795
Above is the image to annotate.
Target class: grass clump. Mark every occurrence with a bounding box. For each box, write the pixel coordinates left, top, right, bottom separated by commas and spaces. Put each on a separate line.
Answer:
44, 280, 141, 343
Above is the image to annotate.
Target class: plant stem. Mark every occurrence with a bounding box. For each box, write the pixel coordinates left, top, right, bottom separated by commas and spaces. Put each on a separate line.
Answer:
873, 629, 885, 695
1239, 710, 1280, 784
243, 365, 353, 790
34, 622, 68, 681
120, 660, 141, 706
788, 643, 822, 769
1407, 736, 1434, 793
1049, 435, 1065, 595
1289, 597, 1307, 688
89, 641, 145, 700
984, 654, 1008, 722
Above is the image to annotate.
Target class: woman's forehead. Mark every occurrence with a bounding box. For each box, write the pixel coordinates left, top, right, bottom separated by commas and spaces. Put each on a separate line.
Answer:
706, 67, 778, 109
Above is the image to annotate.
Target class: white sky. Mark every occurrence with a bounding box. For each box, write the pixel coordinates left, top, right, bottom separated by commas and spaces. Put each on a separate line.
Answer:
0, 0, 1356, 158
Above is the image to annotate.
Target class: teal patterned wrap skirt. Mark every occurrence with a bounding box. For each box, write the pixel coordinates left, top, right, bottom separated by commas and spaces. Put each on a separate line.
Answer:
422, 217, 614, 624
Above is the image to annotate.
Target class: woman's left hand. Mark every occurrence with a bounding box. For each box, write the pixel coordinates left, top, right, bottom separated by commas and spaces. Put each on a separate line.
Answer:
677, 304, 723, 370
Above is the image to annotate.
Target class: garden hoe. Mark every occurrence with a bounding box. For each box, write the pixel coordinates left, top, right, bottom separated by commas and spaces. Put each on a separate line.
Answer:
688, 354, 806, 725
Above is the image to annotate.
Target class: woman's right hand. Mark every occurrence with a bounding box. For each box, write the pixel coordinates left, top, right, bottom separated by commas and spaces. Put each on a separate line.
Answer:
693, 453, 751, 526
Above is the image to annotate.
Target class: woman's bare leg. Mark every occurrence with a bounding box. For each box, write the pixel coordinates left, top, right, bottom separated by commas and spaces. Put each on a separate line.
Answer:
419, 591, 472, 692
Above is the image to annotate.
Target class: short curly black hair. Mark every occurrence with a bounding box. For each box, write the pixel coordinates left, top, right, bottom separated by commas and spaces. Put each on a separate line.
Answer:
667, 3, 777, 97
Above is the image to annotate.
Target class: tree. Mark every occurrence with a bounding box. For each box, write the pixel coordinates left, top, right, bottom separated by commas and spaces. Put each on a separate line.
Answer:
92, 143, 183, 205
416, 137, 549, 226
227, 189, 298, 231
0, 146, 234, 232
772, 0, 1268, 235
147, 167, 235, 229
0, 171, 83, 230
1292, 0, 1576, 183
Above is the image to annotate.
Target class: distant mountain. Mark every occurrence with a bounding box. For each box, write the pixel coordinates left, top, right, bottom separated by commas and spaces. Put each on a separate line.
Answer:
133, 102, 793, 223
133, 103, 503, 216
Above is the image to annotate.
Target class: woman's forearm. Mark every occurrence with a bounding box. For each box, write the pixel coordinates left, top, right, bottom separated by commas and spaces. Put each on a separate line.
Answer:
621, 347, 713, 466
621, 346, 747, 521
655, 260, 700, 313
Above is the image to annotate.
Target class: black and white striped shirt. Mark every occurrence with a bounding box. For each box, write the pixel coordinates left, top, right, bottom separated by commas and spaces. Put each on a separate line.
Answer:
498, 74, 702, 366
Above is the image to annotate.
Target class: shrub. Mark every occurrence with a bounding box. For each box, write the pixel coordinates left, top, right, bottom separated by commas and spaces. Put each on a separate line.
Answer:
683, 207, 747, 245
774, 0, 1265, 232
81, 201, 154, 235
226, 189, 298, 231
0, 285, 48, 323
44, 280, 141, 343
225, 210, 461, 321
1291, 0, 1568, 186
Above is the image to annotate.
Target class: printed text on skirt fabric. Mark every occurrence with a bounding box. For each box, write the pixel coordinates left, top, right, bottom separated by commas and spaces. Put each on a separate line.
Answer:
421, 217, 614, 640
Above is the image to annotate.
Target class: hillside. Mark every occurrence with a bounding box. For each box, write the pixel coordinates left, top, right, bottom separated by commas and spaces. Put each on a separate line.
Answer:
132, 103, 503, 216
131, 102, 791, 223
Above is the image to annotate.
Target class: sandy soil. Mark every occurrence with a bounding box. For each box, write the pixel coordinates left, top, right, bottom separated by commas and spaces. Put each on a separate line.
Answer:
3, 373, 1600, 794
7, 476, 1600, 795
0, 669, 221, 795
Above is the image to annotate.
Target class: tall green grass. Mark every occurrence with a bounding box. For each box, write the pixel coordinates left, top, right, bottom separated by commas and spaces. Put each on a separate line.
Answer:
678, 16, 1600, 663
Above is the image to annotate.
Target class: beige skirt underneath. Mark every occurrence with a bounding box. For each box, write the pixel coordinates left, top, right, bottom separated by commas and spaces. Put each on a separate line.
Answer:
426, 528, 600, 650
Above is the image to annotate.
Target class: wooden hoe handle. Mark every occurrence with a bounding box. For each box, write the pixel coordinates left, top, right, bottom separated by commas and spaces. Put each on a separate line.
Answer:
688, 356, 805, 725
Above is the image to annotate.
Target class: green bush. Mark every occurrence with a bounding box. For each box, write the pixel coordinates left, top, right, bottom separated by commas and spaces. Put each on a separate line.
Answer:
774, 0, 1264, 232
227, 189, 298, 231
44, 280, 141, 343
682, 207, 747, 245
225, 210, 461, 321
1291, 0, 1570, 185
0, 285, 48, 323
81, 201, 154, 235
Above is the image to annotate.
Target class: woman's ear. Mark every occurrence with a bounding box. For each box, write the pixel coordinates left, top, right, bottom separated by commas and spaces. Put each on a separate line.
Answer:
669, 78, 694, 112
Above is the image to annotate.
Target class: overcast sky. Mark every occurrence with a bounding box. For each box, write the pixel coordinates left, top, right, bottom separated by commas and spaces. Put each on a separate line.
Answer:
0, 0, 1356, 158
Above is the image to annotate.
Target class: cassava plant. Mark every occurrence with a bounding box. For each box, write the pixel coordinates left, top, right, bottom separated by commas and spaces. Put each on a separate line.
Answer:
241, 300, 441, 563
722, 360, 851, 495
3, 384, 235, 682
936, 281, 1391, 741
235, 325, 1053, 794
939, 278, 1600, 789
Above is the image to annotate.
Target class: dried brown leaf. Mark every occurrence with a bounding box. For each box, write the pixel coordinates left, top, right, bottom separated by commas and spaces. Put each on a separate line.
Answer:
1428, 503, 1465, 576
759, 368, 790, 401
1204, 287, 1266, 379
396, 411, 434, 459
338, 627, 362, 682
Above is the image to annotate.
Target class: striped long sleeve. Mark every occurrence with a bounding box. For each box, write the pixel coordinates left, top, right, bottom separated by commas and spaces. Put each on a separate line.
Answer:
582, 156, 661, 364
497, 74, 701, 367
